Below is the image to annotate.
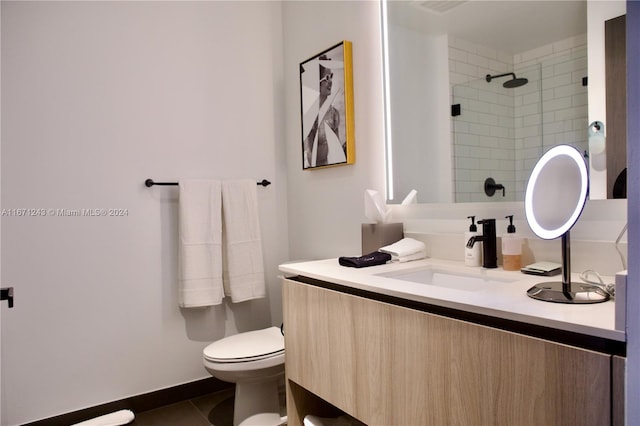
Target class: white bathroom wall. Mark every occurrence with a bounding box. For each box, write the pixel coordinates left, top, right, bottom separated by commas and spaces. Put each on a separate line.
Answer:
1, 2, 287, 424
282, 1, 386, 261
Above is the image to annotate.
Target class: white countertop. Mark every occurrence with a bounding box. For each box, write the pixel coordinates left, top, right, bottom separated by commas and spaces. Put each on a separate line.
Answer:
279, 258, 625, 342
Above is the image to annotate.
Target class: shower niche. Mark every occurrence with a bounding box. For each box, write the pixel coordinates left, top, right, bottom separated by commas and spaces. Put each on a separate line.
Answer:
452, 51, 588, 203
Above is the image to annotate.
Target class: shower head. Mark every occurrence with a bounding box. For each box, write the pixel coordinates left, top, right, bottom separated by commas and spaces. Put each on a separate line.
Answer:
486, 72, 528, 88
503, 77, 528, 88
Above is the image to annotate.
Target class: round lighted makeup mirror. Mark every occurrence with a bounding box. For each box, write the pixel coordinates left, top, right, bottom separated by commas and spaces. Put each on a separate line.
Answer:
524, 145, 609, 303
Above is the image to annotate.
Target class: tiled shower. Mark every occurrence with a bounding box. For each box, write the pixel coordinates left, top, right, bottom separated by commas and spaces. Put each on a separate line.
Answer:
449, 34, 588, 202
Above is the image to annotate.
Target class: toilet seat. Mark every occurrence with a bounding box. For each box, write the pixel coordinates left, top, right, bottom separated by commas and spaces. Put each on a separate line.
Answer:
202, 326, 286, 426
204, 326, 284, 364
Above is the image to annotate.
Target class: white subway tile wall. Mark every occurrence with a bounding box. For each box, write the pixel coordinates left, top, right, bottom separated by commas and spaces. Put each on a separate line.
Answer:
449, 34, 587, 202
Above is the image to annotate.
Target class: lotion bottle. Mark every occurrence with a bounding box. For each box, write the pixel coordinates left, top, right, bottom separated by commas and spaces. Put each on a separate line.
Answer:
502, 215, 523, 271
465, 216, 481, 266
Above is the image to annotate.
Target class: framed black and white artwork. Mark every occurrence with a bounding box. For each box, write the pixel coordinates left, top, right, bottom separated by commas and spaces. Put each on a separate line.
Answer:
299, 41, 355, 170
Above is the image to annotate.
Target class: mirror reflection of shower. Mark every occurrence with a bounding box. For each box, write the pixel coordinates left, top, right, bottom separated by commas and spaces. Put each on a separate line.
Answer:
452, 50, 588, 203
452, 63, 541, 203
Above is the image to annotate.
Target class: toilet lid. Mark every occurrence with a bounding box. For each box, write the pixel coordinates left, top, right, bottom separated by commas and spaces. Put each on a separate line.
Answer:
203, 326, 284, 362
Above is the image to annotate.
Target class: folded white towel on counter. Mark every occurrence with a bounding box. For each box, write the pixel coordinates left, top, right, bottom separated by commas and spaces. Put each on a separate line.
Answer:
379, 237, 426, 257
178, 180, 224, 307
222, 180, 266, 303
392, 249, 427, 263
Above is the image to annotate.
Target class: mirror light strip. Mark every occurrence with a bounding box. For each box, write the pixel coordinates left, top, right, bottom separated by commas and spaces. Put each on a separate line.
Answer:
380, 0, 394, 201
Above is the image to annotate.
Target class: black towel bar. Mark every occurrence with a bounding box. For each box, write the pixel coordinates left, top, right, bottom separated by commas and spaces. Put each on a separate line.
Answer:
145, 179, 271, 188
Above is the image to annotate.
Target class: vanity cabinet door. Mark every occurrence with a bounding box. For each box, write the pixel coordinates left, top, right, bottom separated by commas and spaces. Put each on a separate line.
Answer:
283, 279, 611, 426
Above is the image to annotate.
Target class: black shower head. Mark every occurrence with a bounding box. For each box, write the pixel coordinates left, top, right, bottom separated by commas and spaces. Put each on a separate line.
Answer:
503, 77, 528, 88
486, 72, 528, 88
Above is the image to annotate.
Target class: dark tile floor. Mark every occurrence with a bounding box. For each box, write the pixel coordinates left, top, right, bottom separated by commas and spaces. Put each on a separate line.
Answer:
131, 386, 286, 426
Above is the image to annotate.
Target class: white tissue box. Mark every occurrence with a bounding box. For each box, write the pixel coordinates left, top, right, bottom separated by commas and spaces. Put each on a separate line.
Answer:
361, 223, 403, 256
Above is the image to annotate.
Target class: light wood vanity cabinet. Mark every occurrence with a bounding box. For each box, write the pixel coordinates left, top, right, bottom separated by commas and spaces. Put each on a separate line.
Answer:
283, 278, 615, 426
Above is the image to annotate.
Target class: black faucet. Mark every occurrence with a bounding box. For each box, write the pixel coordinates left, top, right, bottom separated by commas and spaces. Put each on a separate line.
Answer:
466, 218, 497, 268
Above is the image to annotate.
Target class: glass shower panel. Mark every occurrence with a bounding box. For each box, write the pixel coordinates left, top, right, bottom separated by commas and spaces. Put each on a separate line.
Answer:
539, 49, 589, 171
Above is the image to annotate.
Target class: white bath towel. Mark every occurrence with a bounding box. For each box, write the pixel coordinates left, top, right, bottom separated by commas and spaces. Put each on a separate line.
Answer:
222, 180, 266, 302
379, 237, 426, 257
178, 180, 224, 307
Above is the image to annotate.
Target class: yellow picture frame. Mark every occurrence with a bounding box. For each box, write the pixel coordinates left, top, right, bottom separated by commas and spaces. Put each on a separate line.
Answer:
299, 41, 355, 170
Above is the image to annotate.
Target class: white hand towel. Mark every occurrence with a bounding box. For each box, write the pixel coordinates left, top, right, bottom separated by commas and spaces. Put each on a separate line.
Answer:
379, 237, 426, 257
391, 249, 427, 263
178, 180, 224, 307
222, 180, 266, 303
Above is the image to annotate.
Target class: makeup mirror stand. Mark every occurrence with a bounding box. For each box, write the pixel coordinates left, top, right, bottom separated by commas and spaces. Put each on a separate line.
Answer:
524, 144, 609, 304
526, 231, 609, 303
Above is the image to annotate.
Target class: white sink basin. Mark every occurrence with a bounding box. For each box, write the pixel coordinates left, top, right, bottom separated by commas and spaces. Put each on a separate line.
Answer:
376, 267, 514, 292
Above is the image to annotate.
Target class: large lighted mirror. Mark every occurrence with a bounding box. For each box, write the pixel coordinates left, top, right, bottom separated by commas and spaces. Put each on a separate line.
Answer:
381, 0, 627, 204
524, 145, 608, 304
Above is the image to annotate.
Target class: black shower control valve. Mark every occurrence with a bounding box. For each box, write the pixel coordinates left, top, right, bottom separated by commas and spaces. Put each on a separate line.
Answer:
484, 177, 505, 197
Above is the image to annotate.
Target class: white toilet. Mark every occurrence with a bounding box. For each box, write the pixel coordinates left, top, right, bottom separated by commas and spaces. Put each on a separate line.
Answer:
203, 326, 286, 426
